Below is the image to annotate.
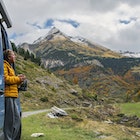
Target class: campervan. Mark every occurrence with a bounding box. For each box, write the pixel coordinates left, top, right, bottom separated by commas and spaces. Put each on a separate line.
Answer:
0, 0, 23, 139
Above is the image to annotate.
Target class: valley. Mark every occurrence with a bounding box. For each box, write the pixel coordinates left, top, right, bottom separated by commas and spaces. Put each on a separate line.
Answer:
11, 27, 140, 139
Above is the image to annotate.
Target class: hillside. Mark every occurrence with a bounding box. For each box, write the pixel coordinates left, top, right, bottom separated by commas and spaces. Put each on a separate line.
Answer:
15, 54, 88, 111
17, 27, 140, 102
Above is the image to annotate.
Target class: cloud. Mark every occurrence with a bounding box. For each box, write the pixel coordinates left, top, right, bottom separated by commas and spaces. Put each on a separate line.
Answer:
3, 0, 140, 52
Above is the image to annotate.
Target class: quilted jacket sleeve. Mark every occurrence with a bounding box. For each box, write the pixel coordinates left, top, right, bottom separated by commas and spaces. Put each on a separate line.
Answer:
4, 61, 21, 85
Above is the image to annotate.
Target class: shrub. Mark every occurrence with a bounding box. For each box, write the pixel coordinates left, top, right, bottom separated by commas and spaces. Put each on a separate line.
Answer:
24, 92, 32, 98
71, 114, 83, 122
40, 96, 48, 102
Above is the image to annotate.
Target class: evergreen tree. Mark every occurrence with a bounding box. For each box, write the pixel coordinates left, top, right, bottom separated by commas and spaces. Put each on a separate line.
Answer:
24, 50, 30, 60
30, 53, 35, 61
11, 42, 18, 52
18, 47, 25, 57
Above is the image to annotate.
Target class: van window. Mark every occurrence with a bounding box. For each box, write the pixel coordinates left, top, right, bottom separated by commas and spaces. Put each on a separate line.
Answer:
1, 23, 12, 51
0, 23, 4, 140
0, 24, 4, 94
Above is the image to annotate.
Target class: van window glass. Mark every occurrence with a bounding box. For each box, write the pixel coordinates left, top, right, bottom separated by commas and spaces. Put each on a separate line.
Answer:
1, 23, 11, 51
0, 23, 4, 133
0, 24, 4, 93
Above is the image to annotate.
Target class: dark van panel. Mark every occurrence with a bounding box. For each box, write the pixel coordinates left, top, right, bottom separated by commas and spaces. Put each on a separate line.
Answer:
0, 21, 5, 140
0, 0, 21, 139
0, 25, 4, 94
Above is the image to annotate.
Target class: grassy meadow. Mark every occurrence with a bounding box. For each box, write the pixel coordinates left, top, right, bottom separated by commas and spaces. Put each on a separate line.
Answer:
21, 113, 98, 140
119, 102, 140, 117
21, 103, 140, 140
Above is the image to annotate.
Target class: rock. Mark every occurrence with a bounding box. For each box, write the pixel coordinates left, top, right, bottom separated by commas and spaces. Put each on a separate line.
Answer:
70, 89, 78, 95
104, 119, 113, 124
82, 102, 92, 107
47, 106, 68, 118
136, 132, 140, 137
31, 133, 44, 137
47, 112, 58, 118
51, 106, 68, 116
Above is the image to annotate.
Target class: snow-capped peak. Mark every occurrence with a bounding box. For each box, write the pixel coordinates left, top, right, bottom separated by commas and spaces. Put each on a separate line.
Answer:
69, 36, 86, 43
33, 27, 68, 44
69, 36, 88, 46
120, 51, 140, 58
47, 27, 60, 35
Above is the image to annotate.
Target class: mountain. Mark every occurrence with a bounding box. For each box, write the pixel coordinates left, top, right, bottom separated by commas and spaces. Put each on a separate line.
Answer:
120, 51, 140, 58
19, 27, 122, 69
18, 27, 140, 102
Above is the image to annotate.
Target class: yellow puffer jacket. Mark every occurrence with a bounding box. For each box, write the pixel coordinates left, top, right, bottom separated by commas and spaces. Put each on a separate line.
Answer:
4, 60, 21, 97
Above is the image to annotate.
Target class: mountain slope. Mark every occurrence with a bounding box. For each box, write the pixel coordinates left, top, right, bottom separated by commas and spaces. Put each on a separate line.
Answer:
19, 27, 122, 70
18, 27, 140, 102
15, 54, 87, 111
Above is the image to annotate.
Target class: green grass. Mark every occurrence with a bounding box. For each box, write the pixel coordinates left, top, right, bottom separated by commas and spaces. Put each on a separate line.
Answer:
21, 113, 98, 140
21, 108, 140, 140
119, 102, 140, 117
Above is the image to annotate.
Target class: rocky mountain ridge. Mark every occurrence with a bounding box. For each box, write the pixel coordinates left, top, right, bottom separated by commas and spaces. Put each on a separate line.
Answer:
19, 27, 122, 69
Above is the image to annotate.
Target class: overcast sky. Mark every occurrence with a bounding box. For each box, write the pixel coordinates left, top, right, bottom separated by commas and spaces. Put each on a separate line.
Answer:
3, 0, 140, 52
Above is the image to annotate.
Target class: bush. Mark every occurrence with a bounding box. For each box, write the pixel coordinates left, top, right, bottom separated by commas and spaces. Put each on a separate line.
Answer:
40, 96, 48, 102
71, 114, 83, 122
24, 92, 32, 98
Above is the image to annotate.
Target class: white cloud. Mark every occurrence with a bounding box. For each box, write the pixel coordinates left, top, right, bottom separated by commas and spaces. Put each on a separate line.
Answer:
3, 0, 140, 52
